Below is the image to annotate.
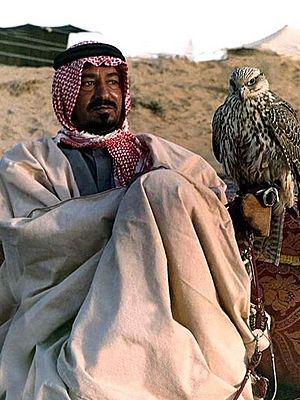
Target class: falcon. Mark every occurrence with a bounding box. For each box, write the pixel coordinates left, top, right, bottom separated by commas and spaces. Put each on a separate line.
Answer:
212, 66, 300, 215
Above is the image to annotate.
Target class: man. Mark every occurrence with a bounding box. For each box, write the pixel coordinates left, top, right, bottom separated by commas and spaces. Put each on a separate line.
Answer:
0, 41, 262, 400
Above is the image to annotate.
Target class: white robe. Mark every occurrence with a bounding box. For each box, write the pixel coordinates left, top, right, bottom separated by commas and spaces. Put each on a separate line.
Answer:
0, 134, 256, 399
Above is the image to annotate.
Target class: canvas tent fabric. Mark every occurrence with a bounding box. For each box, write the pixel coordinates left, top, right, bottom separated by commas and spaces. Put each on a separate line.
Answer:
0, 24, 87, 67
244, 25, 300, 59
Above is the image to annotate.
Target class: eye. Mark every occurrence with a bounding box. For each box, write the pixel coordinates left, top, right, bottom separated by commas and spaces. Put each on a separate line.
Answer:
108, 79, 119, 86
247, 77, 256, 86
81, 80, 95, 90
107, 78, 120, 87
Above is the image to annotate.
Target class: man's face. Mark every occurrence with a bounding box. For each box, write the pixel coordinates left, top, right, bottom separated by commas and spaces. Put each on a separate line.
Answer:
72, 64, 123, 135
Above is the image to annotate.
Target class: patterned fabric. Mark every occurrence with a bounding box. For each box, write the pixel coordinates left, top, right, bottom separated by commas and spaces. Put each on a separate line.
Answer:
224, 179, 300, 391
256, 211, 300, 389
52, 42, 152, 187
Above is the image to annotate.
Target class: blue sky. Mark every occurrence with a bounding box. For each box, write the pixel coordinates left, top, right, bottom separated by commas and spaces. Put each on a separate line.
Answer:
2, 0, 300, 55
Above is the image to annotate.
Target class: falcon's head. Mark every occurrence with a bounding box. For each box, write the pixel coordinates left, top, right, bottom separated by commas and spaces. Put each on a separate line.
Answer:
228, 67, 269, 100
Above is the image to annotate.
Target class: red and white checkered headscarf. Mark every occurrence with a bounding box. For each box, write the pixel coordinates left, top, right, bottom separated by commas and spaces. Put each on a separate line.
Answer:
52, 41, 152, 187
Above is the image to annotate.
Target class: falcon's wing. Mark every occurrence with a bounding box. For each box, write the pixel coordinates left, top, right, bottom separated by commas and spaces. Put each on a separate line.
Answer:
211, 104, 224, 163
268, 96, 300, 172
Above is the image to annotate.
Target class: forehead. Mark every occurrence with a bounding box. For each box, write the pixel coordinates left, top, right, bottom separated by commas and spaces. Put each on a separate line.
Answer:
82, 63, 120, 76
232, 68, 260, 80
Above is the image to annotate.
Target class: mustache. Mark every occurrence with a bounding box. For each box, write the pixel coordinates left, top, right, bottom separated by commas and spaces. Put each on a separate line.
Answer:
87, 98, 117, 111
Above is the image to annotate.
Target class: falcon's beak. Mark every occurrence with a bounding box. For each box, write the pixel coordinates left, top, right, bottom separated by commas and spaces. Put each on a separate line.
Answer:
239, 86, 247, 101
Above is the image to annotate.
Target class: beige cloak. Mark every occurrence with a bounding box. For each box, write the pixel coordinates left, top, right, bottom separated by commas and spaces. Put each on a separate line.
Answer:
0, 133, 256, 400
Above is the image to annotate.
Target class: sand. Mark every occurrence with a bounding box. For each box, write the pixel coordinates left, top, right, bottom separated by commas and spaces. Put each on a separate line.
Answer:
1, 48, 300, 173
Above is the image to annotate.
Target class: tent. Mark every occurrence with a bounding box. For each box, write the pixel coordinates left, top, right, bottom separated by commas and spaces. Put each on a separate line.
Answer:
0, 24, 87, 67
243, 25, 300, 59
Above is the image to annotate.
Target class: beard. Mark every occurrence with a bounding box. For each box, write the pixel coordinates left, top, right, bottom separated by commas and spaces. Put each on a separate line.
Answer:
77, 113, 119, 135
72, 98, 123, 135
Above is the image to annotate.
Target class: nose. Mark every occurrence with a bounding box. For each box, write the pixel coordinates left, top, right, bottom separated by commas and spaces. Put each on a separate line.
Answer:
94, 79, 109, 99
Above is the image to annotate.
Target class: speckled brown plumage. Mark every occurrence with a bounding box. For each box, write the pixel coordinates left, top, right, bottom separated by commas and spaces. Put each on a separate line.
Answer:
212, 66, 300, 214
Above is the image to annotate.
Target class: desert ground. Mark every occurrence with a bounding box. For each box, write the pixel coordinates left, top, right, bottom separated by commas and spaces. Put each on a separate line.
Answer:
1, 48, 300, 175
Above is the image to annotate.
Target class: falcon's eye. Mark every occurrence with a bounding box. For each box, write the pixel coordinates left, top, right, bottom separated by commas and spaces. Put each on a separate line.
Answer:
247, 77, 256, 86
